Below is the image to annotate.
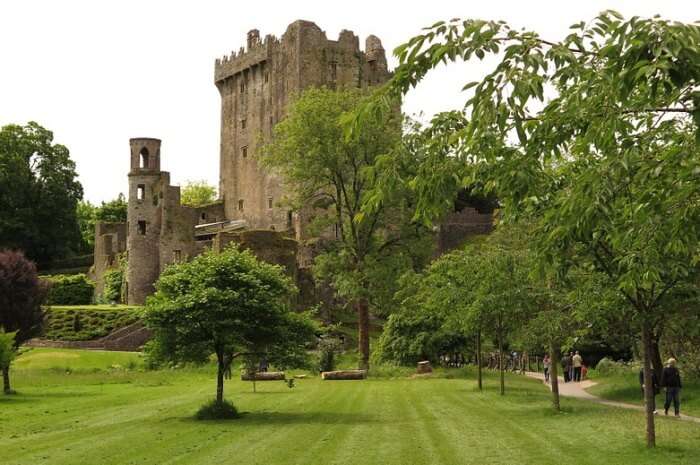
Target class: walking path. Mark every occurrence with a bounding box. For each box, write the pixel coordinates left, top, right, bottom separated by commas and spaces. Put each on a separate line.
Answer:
525, 371, 700, 424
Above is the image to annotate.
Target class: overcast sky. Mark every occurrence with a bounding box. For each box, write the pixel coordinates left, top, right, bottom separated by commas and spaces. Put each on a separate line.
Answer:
2, 0, 698, 203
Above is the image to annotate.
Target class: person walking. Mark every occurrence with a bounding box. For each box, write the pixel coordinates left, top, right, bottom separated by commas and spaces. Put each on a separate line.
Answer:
572, 351, 583, 382
561, 352, 572, 383
660, 358, 682, 417
639, 367, 659, 414
543, 354, 551, 383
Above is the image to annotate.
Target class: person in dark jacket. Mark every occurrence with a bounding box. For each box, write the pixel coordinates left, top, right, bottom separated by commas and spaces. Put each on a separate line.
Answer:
561, 353, 572, 383
639, 368, 659, 414
660, 358, 682, 417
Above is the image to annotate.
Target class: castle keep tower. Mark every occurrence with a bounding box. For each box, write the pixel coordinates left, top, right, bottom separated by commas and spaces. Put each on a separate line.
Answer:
214, 21, 390, 232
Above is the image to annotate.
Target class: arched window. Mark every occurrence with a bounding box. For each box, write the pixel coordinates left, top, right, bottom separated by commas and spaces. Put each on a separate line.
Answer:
139, 147, 150, 169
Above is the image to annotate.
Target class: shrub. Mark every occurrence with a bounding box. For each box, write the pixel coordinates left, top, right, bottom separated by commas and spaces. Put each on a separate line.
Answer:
318, 337, 341, 372
195, 399, 239, 420
595, 357, 638, 376
45, 274, 94, 305
102, 268, 123, 303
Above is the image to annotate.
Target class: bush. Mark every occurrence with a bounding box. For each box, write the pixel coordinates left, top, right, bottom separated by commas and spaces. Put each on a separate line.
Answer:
44, 274, 94, 305
195, 399, 239, 420
595, 357, 639, 376
318, 336, 341, 372
102, 268, 123, 303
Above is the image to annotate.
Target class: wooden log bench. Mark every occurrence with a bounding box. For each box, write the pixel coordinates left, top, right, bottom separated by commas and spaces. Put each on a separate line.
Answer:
240, 371, 285, 381
321, 370, 367, 380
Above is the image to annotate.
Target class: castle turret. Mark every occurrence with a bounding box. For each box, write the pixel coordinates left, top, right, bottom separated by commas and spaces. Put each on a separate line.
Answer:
127, 137, 164, 304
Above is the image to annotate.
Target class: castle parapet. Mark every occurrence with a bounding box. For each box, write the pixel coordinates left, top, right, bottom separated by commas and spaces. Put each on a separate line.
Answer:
214, 33, 278, 83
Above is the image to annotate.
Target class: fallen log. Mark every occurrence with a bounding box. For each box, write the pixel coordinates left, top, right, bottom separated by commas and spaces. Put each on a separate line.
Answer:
240, 371, 285, 381
321, 370, 367, 380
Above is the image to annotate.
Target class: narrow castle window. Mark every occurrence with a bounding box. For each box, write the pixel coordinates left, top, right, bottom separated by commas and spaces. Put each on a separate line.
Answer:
201, 212, 206, 220
287, 210, 293, 228
241, 146, 248, 158
137, 220, 146, 235
264, 72, 269, 83
173, 250, 182, 262
268, 197, 273, 209
238, 199, 244, 211
139, 147, 149, 169
241, 119, 247, 129
137, 184, 145, 201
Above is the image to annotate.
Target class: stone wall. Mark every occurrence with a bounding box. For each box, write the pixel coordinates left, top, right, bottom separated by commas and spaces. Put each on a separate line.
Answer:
92, 222, 127, 296
437, 208, 494, 253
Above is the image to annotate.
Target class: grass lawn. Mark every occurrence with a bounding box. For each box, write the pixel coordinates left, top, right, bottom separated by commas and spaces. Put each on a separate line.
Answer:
1, 349, 699, 465
587, 370, 700, 417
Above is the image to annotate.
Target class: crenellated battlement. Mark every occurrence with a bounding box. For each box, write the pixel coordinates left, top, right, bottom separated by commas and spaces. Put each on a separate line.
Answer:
214, 20, 387, 84
214, 33, 278, 83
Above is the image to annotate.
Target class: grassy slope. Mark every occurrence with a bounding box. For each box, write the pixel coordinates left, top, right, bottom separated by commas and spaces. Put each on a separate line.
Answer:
587, 370, 700, 417
1, 350, 699, 465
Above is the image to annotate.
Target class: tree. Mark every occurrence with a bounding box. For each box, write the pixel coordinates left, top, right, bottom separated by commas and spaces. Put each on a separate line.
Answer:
144, 246, 316, 410
95, 193, 127, 223
0, 122, 83, 263
76, 200, 97, 253
0, 250, 46, 393
262, 87, 431, 369
358, 11, 700, 446
180, 180, 217, 207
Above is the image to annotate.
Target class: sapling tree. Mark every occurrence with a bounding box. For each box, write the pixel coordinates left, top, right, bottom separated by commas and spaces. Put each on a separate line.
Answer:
144, 246, 316, 412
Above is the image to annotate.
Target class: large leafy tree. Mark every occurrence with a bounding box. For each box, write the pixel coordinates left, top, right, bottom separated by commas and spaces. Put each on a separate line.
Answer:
0, 122, 83, 263
180, 180, 217, 207
262, 87, 431, 369
0, 250, 46, 393
144, 246, 316, 407
358, 11, 700, 447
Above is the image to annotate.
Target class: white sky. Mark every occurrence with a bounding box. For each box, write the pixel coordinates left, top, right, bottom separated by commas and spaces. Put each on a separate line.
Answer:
2, 0, 698, 203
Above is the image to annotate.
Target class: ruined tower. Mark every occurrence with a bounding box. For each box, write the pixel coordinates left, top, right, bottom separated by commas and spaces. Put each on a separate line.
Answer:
126, 138, 164, 304
214, 21, 391, 233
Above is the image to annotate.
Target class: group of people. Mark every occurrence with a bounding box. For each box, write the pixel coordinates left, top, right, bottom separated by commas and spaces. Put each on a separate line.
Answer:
639, 358, 683, 417
541, 351, 587, 384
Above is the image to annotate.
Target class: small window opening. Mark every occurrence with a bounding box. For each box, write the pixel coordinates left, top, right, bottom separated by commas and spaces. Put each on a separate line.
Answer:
287, 210, 293, 228
137, 184, 145, 201
137, 220, 146, 235
268, 197, 273, 209
173, 249, 182, 262
241, 119, 247, 129
238, 199, 244, 211
201, 212, 206, 220
139, 147, 150, 169
241, 146, 248, 158
264, 72, 269, 83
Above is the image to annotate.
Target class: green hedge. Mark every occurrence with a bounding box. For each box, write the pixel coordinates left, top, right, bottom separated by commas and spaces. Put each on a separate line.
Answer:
102, 268, 124, 303
43, 305, 142, 341
44, 274, 95, 305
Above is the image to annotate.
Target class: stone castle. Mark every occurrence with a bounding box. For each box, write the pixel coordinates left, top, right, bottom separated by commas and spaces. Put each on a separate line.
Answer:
91, 20, 491, 305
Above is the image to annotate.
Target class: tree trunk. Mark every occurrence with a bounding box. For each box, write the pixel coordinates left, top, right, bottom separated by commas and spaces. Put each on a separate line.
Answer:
2, 366, 10, 394
642, 321, 656, 448
498, 328, 504, 396
357, 297, 370, 370
549, 343, 561, 412
216, 357, 225, 404
476, 330, 483, 392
